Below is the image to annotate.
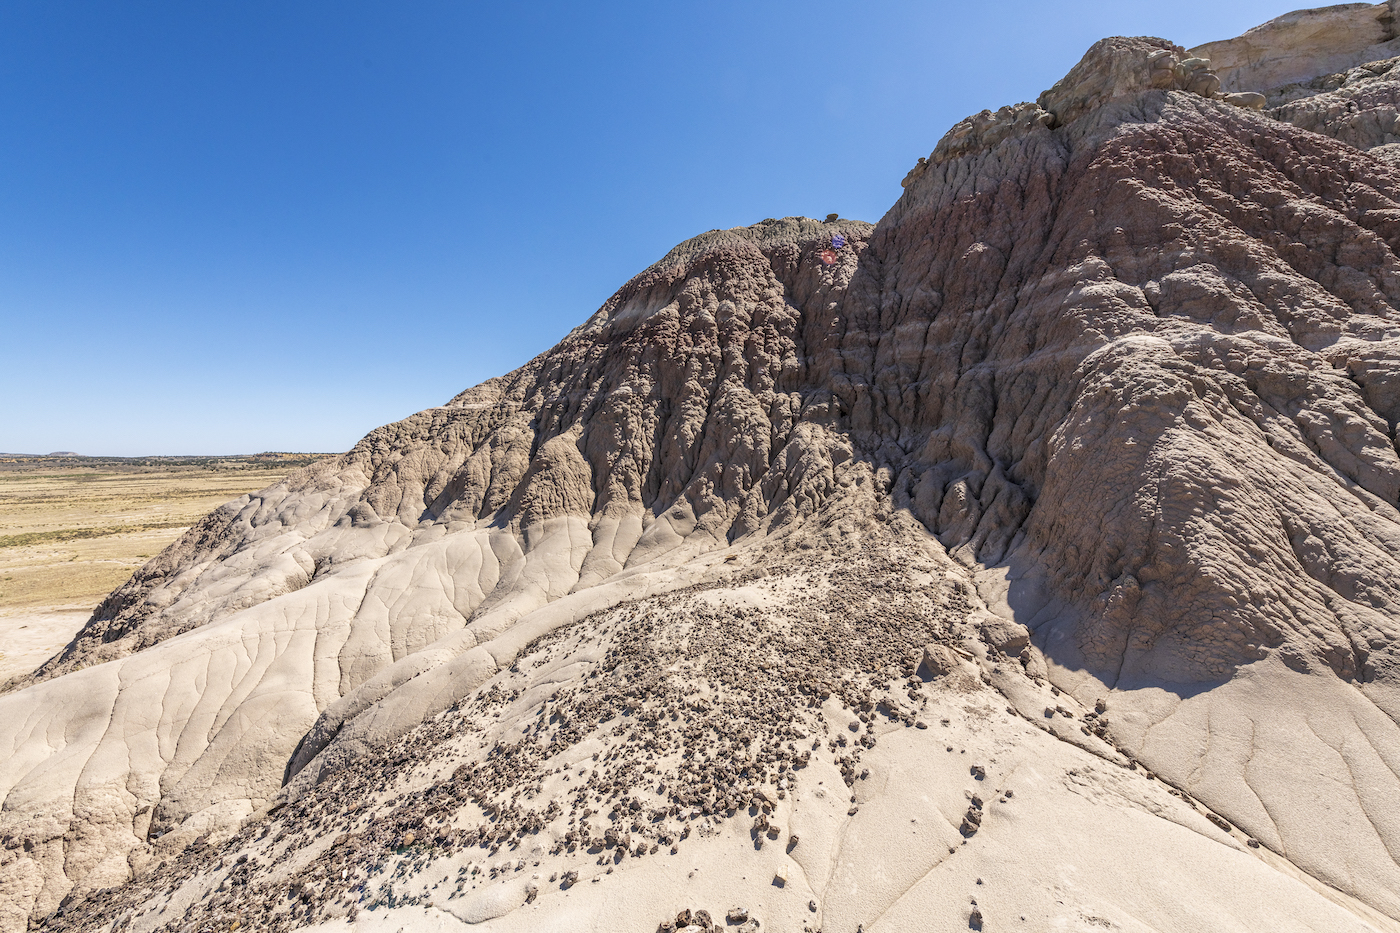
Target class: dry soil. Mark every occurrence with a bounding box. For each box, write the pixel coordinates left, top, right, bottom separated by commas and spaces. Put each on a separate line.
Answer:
0, 455, 321, 680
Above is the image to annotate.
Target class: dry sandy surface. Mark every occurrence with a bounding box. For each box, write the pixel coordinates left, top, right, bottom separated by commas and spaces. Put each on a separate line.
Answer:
0, 608, 89, 683
7, 6, 1400, 933
0, 457, 320, 681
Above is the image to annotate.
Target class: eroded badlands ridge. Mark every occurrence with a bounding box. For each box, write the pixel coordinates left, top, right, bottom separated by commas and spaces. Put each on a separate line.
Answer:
5, 11, 1400, 933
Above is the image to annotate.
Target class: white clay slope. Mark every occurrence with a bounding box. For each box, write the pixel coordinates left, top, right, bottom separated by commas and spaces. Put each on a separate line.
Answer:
5, 10, 1400, 933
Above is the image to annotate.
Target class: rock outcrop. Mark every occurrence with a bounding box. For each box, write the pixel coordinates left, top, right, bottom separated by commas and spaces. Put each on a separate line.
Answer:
4, 8, 1400, 933
1268, 54, 1400, 160
1194, 0, 1400, 93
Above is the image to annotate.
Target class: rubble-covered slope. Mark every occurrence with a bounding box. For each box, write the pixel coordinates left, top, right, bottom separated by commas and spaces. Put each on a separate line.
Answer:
4, 15, 1400, 933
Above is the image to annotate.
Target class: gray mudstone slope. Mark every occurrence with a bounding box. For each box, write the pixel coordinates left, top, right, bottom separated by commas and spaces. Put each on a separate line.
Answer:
4, 15, 1400, 933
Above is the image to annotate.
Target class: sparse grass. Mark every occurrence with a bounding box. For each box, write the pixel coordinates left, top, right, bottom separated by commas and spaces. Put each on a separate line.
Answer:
0, 522, 193, 550
0, 457, 326, 612
0, 452, 328, 474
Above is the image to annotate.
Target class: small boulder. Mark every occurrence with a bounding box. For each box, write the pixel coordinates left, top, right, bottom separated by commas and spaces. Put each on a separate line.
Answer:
1184, 66, 1221, 97
1224, 91, 1266, 110
979, 618, 1030, 654
918, 644, 959, 678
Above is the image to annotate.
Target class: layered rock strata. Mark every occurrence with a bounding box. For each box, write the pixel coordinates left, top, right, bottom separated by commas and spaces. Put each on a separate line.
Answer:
4, 11, 1400, 933
1194, 0, 1400, 93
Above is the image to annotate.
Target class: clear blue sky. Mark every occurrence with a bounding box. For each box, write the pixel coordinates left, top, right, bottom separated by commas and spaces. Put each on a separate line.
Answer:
1, 1, 1295, 456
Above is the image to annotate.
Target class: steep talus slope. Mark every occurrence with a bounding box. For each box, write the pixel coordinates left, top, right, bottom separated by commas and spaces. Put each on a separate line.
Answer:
810, 36, 1400, 917
855, 40, 1400, 911
20, 216, 866, 687
849, 36, 1400, 687
4, 14, 1400, 933
27, 516, 1397, 933
0, 216, 881, 931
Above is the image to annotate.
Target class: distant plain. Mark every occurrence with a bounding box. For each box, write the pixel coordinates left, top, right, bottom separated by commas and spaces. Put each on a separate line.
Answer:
0, 453, 324, 680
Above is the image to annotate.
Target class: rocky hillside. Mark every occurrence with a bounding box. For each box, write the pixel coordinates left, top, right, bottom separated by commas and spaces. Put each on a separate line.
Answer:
4, 7, 1400, 933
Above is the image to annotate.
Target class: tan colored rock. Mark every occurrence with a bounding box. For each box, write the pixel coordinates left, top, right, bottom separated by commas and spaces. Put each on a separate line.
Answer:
1222, 91, 1267, 110
978, 617, 1031, 654
917, 643, 959, 679
6, 7, 1400, 933
1193, 1, 1400, 94
1036, 38, 1221, 127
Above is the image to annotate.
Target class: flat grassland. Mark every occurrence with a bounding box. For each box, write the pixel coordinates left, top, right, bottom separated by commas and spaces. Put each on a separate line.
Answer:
0, 453, 326, 679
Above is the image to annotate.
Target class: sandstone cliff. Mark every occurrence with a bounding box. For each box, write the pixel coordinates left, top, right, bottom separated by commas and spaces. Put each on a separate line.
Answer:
4, 10, 1400, 933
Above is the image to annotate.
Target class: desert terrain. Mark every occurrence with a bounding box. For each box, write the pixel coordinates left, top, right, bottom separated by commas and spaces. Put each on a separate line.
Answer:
6, 3, 1400, 932
0, 454, 324, 682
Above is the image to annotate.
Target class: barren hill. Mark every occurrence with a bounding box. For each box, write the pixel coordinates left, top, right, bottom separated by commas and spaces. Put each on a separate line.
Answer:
5, 6, 1400, 932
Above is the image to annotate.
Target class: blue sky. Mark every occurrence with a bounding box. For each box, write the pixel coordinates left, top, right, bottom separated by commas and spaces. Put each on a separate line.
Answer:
1, 1, 1296, 456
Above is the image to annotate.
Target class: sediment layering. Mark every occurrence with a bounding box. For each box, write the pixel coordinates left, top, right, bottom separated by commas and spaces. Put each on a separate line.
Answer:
5, 6, 1400, 932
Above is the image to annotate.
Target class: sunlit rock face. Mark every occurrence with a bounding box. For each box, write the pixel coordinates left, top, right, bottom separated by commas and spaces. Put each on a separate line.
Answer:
5, 10, 1400, 933
1193, 0, 1400, 94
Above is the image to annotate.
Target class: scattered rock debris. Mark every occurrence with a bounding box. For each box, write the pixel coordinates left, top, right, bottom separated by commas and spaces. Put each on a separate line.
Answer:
38, 539, 977, 933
